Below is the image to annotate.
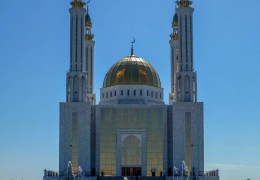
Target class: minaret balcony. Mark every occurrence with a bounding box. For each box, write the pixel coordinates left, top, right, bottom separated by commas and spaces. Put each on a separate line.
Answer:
71, 1, 86, 8
170, 34, 179, 40
85, 34, 94, 40
177, 0, 192, 7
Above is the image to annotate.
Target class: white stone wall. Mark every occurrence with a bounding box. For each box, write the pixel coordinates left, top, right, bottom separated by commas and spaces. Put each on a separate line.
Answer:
59, 102, 92, 174
170, 102, 204, 173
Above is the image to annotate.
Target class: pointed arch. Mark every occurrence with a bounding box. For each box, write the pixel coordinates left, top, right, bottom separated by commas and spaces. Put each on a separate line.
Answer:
122, 135, 142, 166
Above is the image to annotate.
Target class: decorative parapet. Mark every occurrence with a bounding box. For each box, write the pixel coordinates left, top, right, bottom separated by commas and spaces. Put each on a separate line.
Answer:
177, 0, 192, 7
170, 33, 179, 40
85, 34, 94, 40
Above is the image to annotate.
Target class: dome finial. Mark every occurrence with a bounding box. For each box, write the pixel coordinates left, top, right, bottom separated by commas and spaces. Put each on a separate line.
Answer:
86, 0, 90, 13
85, 0, 92, 28
85, 0, 94, 40
130, 37, 136, 56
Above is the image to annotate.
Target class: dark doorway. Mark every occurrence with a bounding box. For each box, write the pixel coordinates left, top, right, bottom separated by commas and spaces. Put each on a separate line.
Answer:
122, 167, 141, 176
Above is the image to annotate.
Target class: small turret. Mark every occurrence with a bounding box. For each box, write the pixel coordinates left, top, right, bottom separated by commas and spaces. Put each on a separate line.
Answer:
84, 1, 96, 104
85, 7, 94, 40
85, 13, 92, 28
172, 13, 178, 27
170, 13, 179, 40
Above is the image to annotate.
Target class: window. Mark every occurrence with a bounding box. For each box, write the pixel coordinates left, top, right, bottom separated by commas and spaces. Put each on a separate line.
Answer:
140, 90, 143, 96
134, 90, 136, 96
121, 90, 124, 96
147, 91, 149, 96
127, 90, 130, 96
156, 92, 158, 99
110, 92, 112, 97
114, 91, 117, 96
102, 93, 104, 99
106, 92, 108, 98
151, 91, 154, 98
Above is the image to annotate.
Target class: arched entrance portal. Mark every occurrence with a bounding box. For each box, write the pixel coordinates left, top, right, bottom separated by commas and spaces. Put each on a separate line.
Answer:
121, 135, 142, 176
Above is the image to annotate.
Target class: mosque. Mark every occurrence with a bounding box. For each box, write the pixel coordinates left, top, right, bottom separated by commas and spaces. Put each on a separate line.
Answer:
43, 0, 220, 179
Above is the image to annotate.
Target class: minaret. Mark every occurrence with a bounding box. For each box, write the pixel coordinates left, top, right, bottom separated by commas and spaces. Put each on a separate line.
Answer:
84, 5, 96, 105
67, 0, 95, 103
169, 0, 204, 175
169, 0, 197, 103
60, 1, 94, 175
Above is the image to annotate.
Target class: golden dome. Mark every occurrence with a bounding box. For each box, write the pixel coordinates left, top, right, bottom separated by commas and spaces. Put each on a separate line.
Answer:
103, 55, 161, 88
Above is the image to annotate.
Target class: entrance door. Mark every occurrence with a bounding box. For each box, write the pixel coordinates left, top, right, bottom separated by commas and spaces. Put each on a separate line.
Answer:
122, 167, 141, 176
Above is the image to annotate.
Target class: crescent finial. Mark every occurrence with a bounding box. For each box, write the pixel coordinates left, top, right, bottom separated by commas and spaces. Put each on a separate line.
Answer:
130, 37, 135, 56
131, 37, 136, 44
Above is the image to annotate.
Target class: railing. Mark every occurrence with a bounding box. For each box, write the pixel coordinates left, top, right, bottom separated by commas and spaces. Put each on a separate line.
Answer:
44, 169, 59, 177
171, 169, 219, 177
204, 170, 219, 177
44, 170, 96, 177
44, 169, 219, 178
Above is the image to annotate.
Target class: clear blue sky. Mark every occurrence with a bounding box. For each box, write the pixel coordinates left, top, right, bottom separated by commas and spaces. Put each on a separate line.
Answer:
0, 0, 260, 180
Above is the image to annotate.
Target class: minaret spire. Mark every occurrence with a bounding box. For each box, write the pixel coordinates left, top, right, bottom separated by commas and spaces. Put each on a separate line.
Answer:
84, 0, 96, 105
66, 0, 87, 103
169, 0, 197, 103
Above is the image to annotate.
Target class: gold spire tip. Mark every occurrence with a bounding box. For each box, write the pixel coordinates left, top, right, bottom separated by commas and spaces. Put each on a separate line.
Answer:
71, 0, 86, 8
177, 0, 192, 7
